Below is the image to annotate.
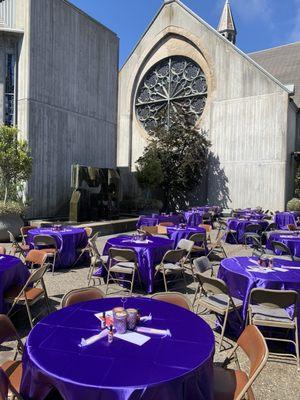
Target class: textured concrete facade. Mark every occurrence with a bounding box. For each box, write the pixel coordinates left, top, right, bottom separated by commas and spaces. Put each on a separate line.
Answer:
118, 0, 296, 211
1, 0, 119, 218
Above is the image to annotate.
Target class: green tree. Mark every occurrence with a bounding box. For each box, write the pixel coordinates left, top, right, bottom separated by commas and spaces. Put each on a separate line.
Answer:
0, 125, 32, 204
136, 121, 211, 211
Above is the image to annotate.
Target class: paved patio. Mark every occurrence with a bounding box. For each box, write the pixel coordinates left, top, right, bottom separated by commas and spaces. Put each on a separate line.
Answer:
0, 231, 299, 399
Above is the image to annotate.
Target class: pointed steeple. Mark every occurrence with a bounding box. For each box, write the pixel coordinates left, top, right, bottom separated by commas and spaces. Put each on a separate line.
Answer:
217, 0, 237, 44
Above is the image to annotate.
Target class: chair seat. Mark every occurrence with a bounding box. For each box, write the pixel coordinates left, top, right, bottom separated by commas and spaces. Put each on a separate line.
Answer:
4, 286, 44, 303
191, 245, 205, 252
200, 293, 243, 312
100, 255, 109, 264
250, 305, 295, 326
155, 263, 182, 273
110, 262, 135, 274
213, 366, 254, 400
39, 248, 57, 255
1, 360, 22, 393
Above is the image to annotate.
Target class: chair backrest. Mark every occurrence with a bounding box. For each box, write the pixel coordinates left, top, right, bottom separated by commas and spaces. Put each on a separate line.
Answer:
271, 241, 293, 259
140, 226, 158, 236
20, 225, 33, 238
7, 231, 17, 244
198, 224, 212, 233
195, 273, 228, 296
159, 222, 174, 227
25, 250, 48, 266
0, 368, 8, 400
267, 222, 278, 231
0, 247, 6, 255
193, 257, 211, 274
109, 247, 137, 263
151, 292, 192, 311
88, 233, 100, 256
157, 225, 168, 235
61, 287, 105, 308
0, 315, 24, 352
162, 249, 186, 264
236, 325, 268, 397
287, 223, 297, 231
25, 263, 49, 286
84, 227, 93, 237
189, 233, 206, 244
176, 239, 194, 253
33, 234, 57, 249
245, 224, 262, 234
249, 288, 298, 318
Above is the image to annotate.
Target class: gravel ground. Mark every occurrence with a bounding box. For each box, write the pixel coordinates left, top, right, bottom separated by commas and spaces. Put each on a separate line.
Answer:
0, 231, 299, 399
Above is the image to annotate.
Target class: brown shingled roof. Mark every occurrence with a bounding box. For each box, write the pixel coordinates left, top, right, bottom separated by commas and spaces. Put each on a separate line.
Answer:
249, 42, 300, 108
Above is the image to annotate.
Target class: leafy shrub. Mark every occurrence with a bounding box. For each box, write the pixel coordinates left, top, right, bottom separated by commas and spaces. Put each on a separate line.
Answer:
0, 201, 26, 216
287, 198, 300, 211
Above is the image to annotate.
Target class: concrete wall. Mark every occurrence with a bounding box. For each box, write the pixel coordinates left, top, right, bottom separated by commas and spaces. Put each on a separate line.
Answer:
22, 0, 119, 218
118, 0, 292, 211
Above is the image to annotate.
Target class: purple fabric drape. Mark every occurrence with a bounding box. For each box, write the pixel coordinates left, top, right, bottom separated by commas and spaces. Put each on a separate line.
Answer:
103, 236, 173, 293
274, 212, 296, 230
226, 219, 269, 244
26, 227, 88, 269
136, 217, 159, 229
217, 257, 300, 337
152, 214, 182, 225
184, 211, 203, 227
167, 226, 206, 248
266, 232, 300, 257
20, 297, 215, 400
0, 255, 30, 313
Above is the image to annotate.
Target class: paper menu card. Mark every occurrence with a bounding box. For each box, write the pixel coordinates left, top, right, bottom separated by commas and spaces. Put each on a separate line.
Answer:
114, 331, 150, 346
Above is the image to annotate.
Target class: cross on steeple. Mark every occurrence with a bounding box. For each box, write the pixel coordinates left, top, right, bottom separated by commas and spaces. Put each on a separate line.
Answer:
217, 0, 237, 44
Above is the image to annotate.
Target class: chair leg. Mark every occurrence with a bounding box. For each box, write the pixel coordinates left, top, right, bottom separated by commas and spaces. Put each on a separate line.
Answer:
192, 283, 200, 306
162, 270, 168, 292
129, 270, 135, 296
24, 299, 34, 329
295, 321, 300, 371
218, 308, 229, 352
105, 272, 111, 295
52, 253, 57, 275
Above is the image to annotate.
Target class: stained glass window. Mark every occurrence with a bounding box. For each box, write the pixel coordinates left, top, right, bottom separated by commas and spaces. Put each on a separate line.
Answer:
5, 53, 16, 126
135, 56, 207, 133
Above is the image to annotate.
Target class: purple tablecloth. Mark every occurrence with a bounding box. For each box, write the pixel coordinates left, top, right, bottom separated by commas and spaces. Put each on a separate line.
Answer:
152, 214, 182, 225
218, 257, 300, 337
274, 212, 296, 229
184, 211, 203, 227
167, 226, 206, 248
266, 232, 300, 258
226, 219, 269, 244
0, 255, 30, 313
26, 227, 88, 269
20, 297, 215, 400
103, 235, 173, 293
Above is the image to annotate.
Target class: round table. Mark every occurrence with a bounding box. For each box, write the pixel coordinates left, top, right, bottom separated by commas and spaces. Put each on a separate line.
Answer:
226, 218, 269, 244
184, 211, 203, 227
217, 256, 300, 337
103, 235, 173, 293
20, 297, 215, 400
167, 226, 206, 248
0, 255, 30, 313
26, 227, 88, 269
136, 216, 159, 229
266, 232, 300, 258
152, 214, 182, 225
274, 212, 296, 229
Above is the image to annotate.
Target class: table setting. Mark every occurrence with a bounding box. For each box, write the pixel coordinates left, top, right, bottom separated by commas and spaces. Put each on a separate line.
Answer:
266, 231, 300, 258
103, 234, 174, 293
20, 297, 215, 400
184, 210, 204, 227
26, 226, 88, 269
226, 218, 269, 244
166, 225, 206, 248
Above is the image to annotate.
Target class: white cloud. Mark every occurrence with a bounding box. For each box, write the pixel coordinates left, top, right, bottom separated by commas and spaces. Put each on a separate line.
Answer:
288, 0, 300, 42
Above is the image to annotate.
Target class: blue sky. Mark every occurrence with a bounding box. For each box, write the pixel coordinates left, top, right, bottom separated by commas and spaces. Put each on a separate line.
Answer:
70, 0, 300, 66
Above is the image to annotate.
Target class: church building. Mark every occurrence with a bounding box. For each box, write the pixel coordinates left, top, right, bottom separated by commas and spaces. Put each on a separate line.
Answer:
118, 0, 299, 211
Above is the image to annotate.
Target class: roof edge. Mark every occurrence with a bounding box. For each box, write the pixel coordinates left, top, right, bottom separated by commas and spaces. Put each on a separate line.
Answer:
249, 40, 300, 56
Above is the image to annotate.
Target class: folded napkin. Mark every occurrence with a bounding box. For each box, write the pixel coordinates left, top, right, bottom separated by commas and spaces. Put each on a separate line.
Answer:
140, 314, 152, 323
136, 327, 172, 337
79, 329, 108, 347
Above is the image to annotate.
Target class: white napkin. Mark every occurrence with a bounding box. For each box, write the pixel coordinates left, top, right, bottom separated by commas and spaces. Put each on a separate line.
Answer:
140, 314, 152, 323
79, 329, 108, 347
136, 327, 172, 337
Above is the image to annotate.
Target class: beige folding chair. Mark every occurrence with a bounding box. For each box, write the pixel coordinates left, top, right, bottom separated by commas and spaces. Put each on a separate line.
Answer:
0, 367, 9, 400
106, 248, 141, 296
248, 288, 299, 370
271, 241, 294, 261
207, 228, 228, 259
194, 273, 243, 351
0, 247, 6, 255
33, 234, 59, 274
176, 239, 194, 276
5, 259, 51, 328
192, 256, 218, 305
189, 233, 207, 258
199, 224, 212, 243
7, 231, 29, 260
213, 325, 269, 400
20, 226, 33, 245
0, 315, 24, 400
151, 292, 192, 311
25, 249, 48, 272
154, 249, 187, 292
140, 225, 167, 238
87, 233, 109, 286
61, 287, 105, 308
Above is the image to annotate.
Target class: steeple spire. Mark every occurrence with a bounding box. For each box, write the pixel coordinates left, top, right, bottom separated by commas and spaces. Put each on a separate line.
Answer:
217, 0, 237, 44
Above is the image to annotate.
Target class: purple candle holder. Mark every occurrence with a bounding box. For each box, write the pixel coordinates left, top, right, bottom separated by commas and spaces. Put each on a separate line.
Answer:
127, 308, 138, 330
114, 311, 127, 334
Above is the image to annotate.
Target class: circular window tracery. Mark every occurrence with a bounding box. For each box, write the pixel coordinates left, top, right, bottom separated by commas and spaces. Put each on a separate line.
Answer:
135, 56, 207, 133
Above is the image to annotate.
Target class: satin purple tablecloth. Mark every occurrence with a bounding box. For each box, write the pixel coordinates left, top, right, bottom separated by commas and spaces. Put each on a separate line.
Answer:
136, 217, 159, 229
26, 227, 88, 269
274, 212, 296, 230
217, 257, 300, 337
20, 297, 215, 400
226, 219, 269, 244
184, 211, 203, 227
103, 235, 173, 293
152, 214, 182, 225
167, 226, 206, 248
266, 232, 300, 258
0, 255, 30, 313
